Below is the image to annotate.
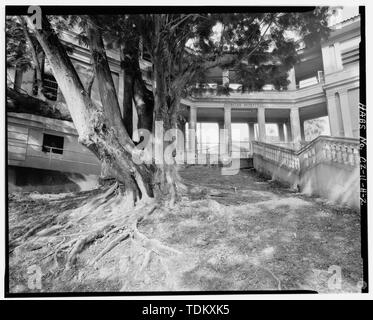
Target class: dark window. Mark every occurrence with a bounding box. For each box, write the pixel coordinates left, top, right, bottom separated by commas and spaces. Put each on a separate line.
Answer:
42, 73, 58, 101
42, 134, 64, 154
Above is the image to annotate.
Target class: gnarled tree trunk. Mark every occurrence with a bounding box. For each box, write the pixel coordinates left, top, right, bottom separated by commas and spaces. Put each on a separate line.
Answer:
120, 41, 154, 135
18, 16, 46, 101
150, 26, 182, 205
29, 15, 154, 202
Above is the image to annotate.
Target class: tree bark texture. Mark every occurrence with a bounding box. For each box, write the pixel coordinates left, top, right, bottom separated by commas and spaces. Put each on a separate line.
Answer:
30, 15, 154, 200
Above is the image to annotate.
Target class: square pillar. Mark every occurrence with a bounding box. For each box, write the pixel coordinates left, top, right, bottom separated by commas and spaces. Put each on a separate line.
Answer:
326, 93, 344, 137
248, 123, 255, 141
277, 123, 285, 141
333, 42, 343, 71
285, 122, 292, 142
224, 106, 232, 155
339, 91, 354, 138
177, 121, 186, 152
300, 120, 305, 142
257, 108, 266, 142
218, 121, 226, 161
321, 43, 343, 75
188, 106, 197, 153
290, 108, 301, 144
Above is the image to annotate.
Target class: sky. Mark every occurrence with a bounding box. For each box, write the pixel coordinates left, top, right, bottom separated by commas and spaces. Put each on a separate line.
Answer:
340, 7, 359, 21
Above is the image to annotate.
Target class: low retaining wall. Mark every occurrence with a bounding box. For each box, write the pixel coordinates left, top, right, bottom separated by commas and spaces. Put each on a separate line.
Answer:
8, 166, 99, 193
301, 161, 359, 208
253, 154, 300, 188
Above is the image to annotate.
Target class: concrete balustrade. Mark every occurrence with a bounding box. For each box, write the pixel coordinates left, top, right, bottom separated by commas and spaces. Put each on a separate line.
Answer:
252, 135, 360, 208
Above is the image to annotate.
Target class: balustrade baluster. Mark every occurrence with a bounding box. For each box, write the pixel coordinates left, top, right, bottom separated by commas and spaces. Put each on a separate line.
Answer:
324, 143, 330, 161
341, 145, 348, 164
331, 144, 336, 162
346, 146, 353, 165
312, 148, 316, 165
353, 148, 359, 166
305, 152, 309, 168
339, 144, 343, 163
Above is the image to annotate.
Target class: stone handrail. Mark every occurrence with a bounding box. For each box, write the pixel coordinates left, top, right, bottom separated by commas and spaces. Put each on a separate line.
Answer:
190, 81, 324, 99
252, 140, 300, 170
252, 135, 360, 172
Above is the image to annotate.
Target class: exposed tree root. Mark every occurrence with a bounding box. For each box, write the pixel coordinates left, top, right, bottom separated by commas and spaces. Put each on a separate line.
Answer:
11, 182, 182, 281
40, 236, 66, 262
133, 229, 182, 256
263, 266, 282, 291
247, 260, 282, 290
89, 203, 173, 266
66, 223, 115, 269
9, 215, 57, 251
118, 225, 182, 291
89, 228, 130, 266
36, 225, 64, 237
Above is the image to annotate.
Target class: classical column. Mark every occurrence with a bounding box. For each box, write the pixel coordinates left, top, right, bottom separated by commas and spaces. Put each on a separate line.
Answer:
188, 106, 197, 152
248, 123, 255, 141
326, 93, 344, 137
257, 108, 266, 142
218, 121, 225, 161
285, 122, 292, 142
199, 123, 203, 155
290, 108, 301, 144
339, 90, 354, 138
277, 123, 285, 141
224, 106, 232, 155
300, 120, 305, 141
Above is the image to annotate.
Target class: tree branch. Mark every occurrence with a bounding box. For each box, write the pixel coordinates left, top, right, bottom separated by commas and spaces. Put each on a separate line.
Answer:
246, 13, 278, 60
18, 16, 46, 101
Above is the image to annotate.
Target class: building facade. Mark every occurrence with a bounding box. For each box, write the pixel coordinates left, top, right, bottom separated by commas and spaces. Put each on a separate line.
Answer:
7, 14, 361, 202
180, 14, 360, 155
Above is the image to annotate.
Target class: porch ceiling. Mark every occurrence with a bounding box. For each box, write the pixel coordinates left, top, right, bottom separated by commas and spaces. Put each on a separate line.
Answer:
299, 103, 328, 121
181, 102, 328, 124
265, 108, 290, 123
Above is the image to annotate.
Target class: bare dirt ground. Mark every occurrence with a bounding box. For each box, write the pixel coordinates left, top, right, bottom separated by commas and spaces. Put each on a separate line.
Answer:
8, 166, 363, 293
